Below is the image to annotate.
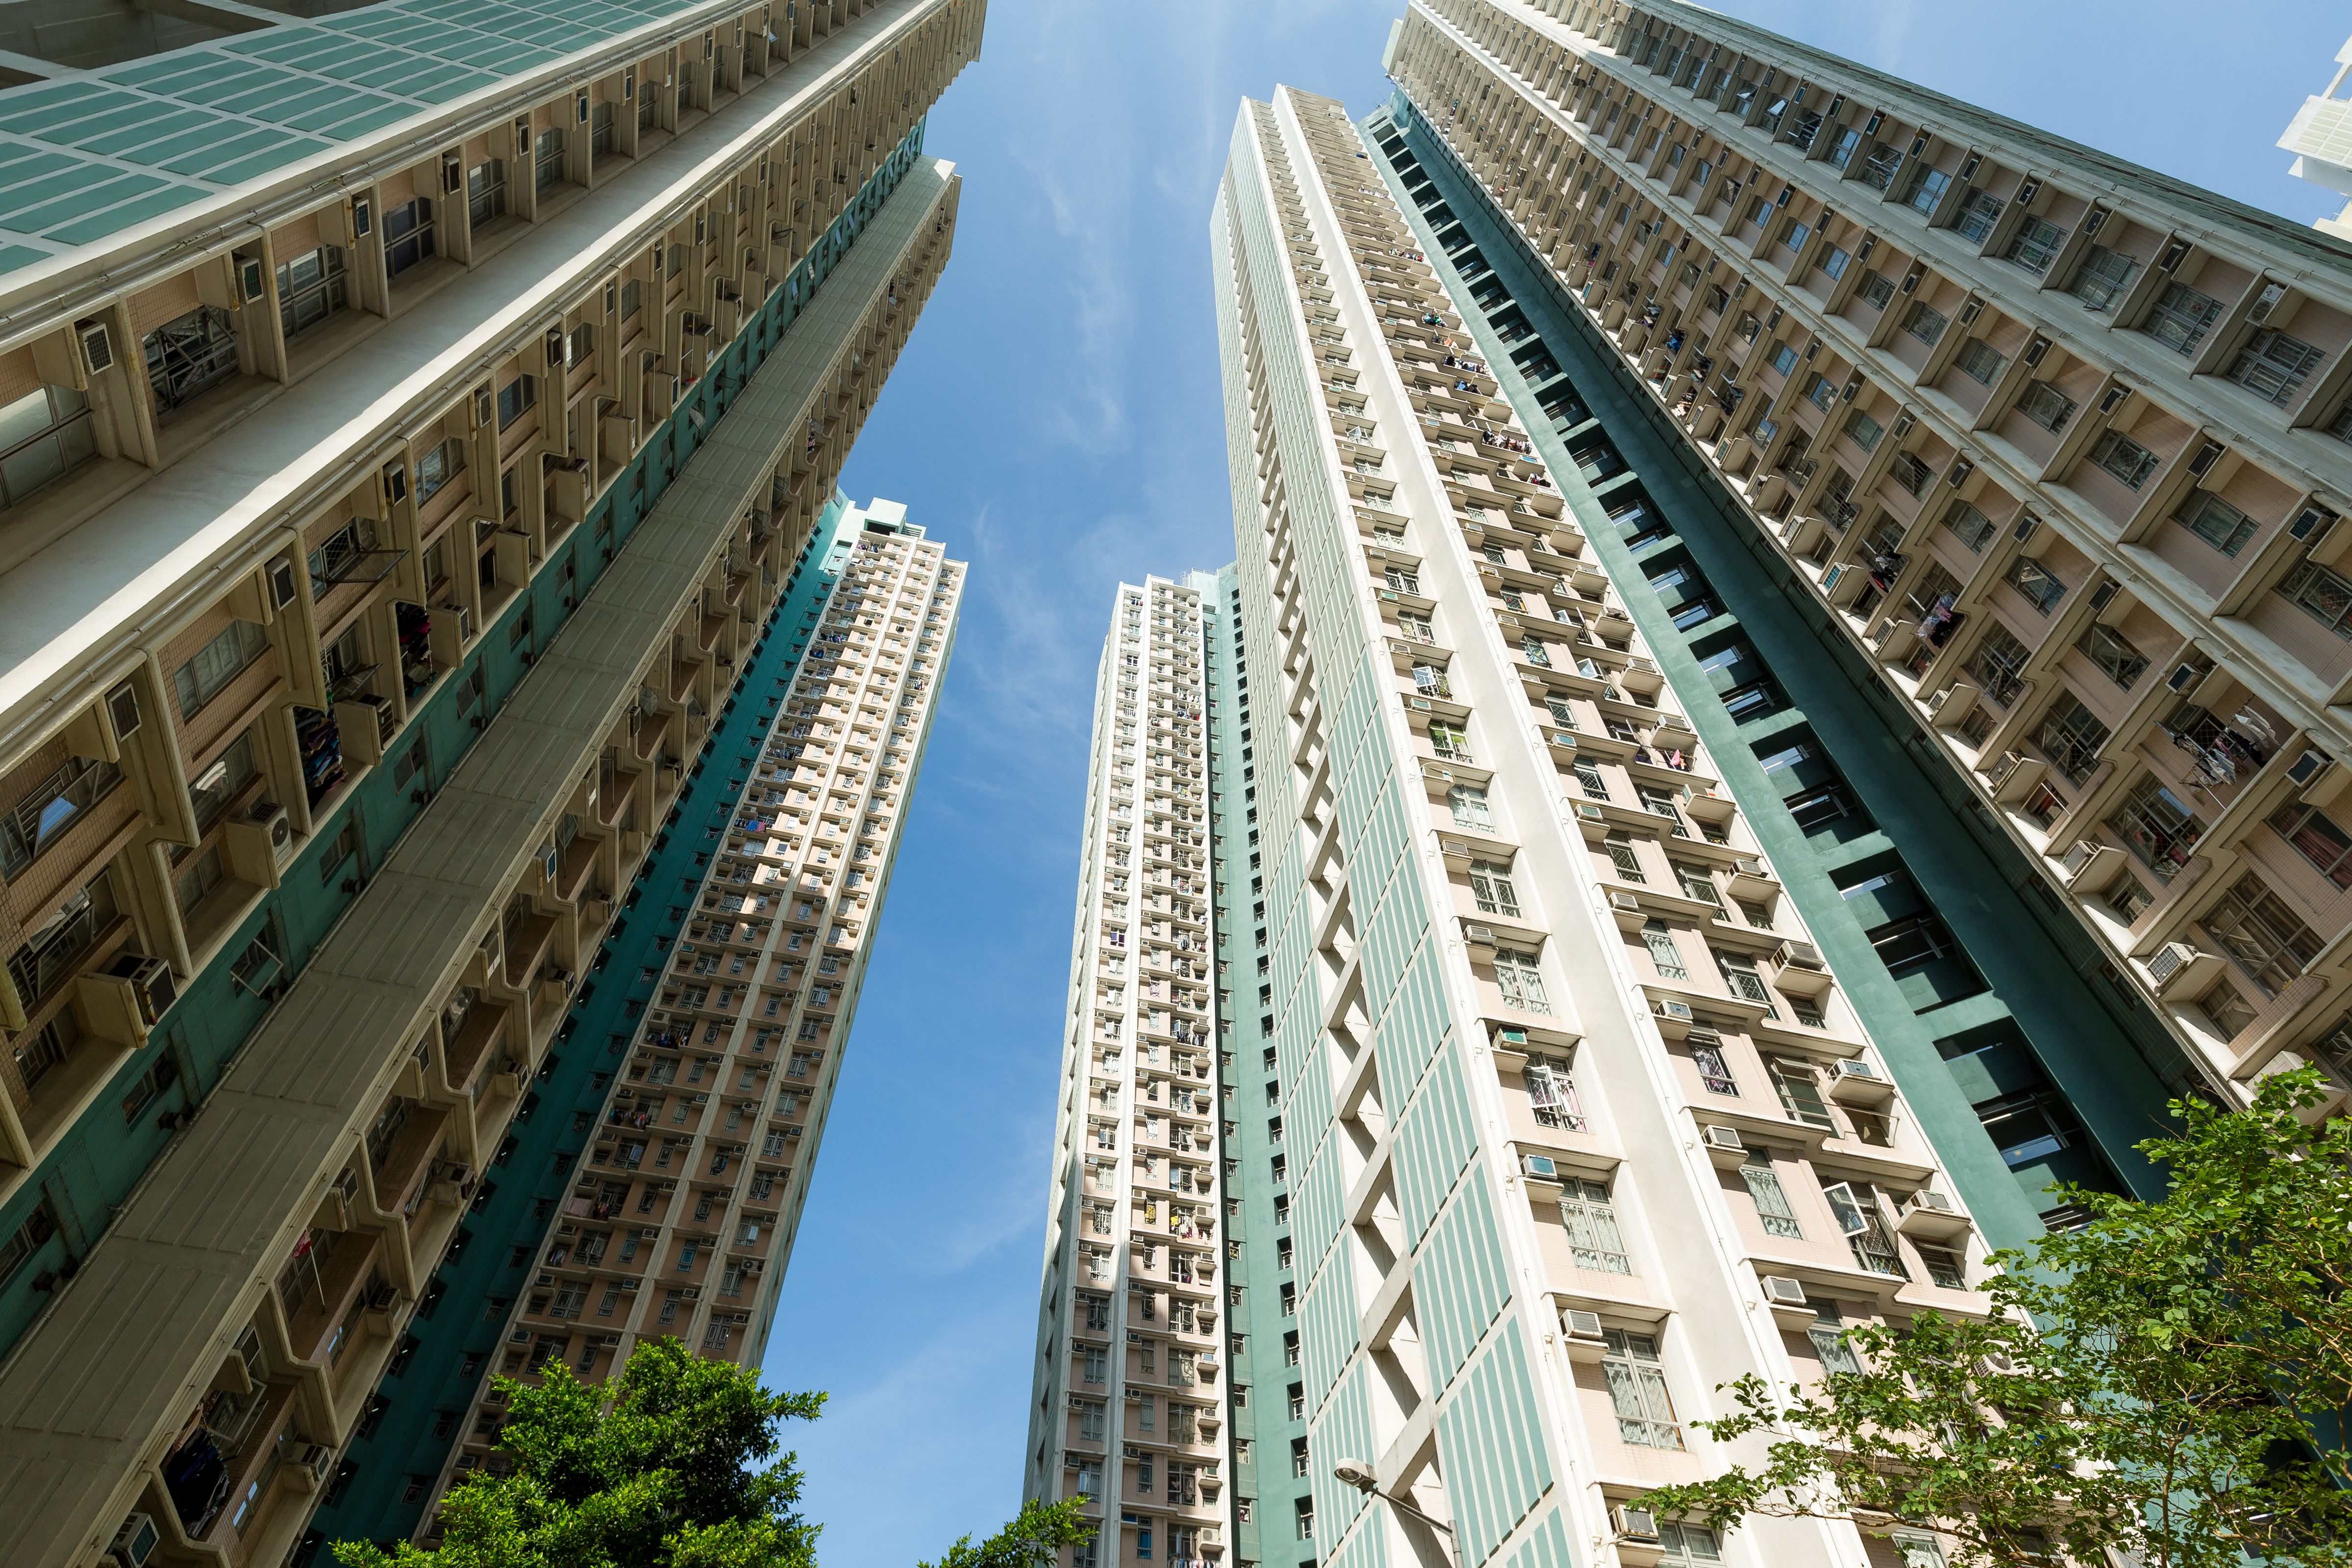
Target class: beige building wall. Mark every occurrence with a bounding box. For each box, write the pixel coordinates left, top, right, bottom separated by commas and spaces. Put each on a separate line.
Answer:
1392, 0, 2352, 1112
1028, 576, 1232, 1567
425, 502, 962, 1538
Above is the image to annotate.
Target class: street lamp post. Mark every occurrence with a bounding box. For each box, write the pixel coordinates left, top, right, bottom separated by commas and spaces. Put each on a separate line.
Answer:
1332, 1460, 1465, 1568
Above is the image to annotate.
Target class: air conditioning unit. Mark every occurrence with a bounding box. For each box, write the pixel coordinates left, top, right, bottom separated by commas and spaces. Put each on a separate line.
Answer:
1830, 1059, 1879, 1084
2292, 504, 2339, 549
1522, 1153, 1559, 1180
1562, 1308, 1605, 1342
1761, 1274, 1808, 1307
106, 680, 141, 741
299, 1443, 336, 1484
2289, 748, 2333, 789
77, 318, 114, 376
1904, 1190, 1957, 1217
108, 1513, 159, 1568
2166, 660, 2207, 693
1776, 941, 1824, 971
1702, 1125, 1745, 1152
239, 798, 293, 863
472, 385, 495, 427
1653, 998, 1693, 1022
105, 954, 177, 1025
1612, 1505, 1662, 1544
1576, 803, 1604, 821
1609, 891, 1641, 911
2147, 941, 2221, 996
2188, 440, 2226, 477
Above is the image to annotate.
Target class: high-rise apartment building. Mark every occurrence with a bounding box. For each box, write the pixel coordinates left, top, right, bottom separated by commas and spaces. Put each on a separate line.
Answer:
1382, 0, 2352, 1144
2282, 35, 2352, 243
1027, 574, 1229, 1568
308, 496, 960, 1554
0, 0, 981, 1563
1033, 83, 2002, 1568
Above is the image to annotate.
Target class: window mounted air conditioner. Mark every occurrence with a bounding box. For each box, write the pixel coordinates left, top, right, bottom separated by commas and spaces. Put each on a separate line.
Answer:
1761, 1275, 1808, 1307
1702, 1125, 1744, 1152
2289, 748, 2333, 789
77, 318, 114, 376
1829, 1058, 1878, 1083
108, 1513, 159, 1568
1612, 1506, 1661, 1544
1653, 998, 1693, 1022
1905, 1190, 1956, 1216
1609, 892, 1641, 912
104, 954, 177, 1025
1562, 1308, 1605, 1341
1521, 1153, 1559, 1180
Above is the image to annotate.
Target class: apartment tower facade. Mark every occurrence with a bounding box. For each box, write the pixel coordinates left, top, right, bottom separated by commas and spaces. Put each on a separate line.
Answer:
1027, 575, 1230, 1568
0, 1, 981, 1564
1033, 83, 2003, 1568
318, 503, 959, 1561
1381, 0, 2352, 1140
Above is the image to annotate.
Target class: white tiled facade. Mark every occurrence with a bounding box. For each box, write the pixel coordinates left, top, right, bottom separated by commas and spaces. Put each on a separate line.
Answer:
1029, 575, 1231, 1568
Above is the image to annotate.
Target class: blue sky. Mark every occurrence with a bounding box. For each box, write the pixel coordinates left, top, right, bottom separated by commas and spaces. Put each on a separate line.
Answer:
772, 2, 2347, 1562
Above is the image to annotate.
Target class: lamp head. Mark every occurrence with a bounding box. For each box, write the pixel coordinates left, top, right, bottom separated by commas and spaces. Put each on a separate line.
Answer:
1332, 1459, 1378, 1494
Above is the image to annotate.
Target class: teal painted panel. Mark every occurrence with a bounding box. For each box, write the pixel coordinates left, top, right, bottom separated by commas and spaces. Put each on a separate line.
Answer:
1418, 1168, 1510, 1390
1292, 1122, 1348, 1284
1495, 1507, 1576, 1568
1373, 940, 1449, 1103
1308, 1359, 1376, 1541
1437, 1320, 1555, 1568
1298, 1247, 1359, 1413
1395, 1045, 1476, 1242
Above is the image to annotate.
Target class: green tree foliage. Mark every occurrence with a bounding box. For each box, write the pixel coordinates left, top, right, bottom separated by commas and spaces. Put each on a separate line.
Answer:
915, 1498, 1096, 1568
334, 1337, 824, 1568
1642, 1068, 2352, 1568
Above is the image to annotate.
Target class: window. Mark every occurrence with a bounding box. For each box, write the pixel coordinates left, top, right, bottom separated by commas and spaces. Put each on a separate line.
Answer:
1560, 1179, 1633, 1274
276, 245, 349, 340
1718, 950, 1773, 1009
1641, 920, 1688, 980
535, 127, 566, 193
1525, 1054, 1582, 1130
1674, 862, 1720, 906
1823, 1180, 1907, 1276
1954, 337, 2005, 386
1891, 1534, 1950, 1568
1, 753, 123, 877
2005, 555, 2067, 613
1886, 451, 1934, 497
1603, 832, 1644, 882
1900, 300, 1947, 346
2067, 245, 2136, 311
2145, 281, 2221, 355
1493, 949, 1551, 1015
1660, 1522, 1725, 1566
467, 158, 508, 227
1787, 783, 1860, 832
415, 436, 466, 506
2016, 380, 2076, 433
1804, 373, 1837, 410
1941, 498, 1995, 553
1819, 244, 1851, 281
188, 734, 258, 834
1447, 784, 1493, 831
2229, 328, 2324, 406
1964, 622, 2029, 705
0, 384, 97, 512
2006, 217, 2067, 275
2075, 624, 2147, 689
174, 619, 271, 717
1770, 1059, 1835, 1129
1854, 270, 1895, 311
1951, 187, 2003, 244
1573, 760, 1610, 801
2088, 429, 2158, 490
1740, 1153, 1804, 1238
1769, 342, 1798, 377
1468, 858, 1519, 917
2200, 977, 2258, 1041
1843, 409, 1883, 451
2279, 559, 2352, 639
2034, 693, 2110, 784
2176, 492, 2258, 557
2272, 803, 2352, 889
383, 197, 440, 281
143, 305, 240, 412
1808, 1302, 1864, 1375
497, 375, 538, 430
7, 872, 118, 1008
2201, 871, 2321, 997
1902, 165, 1951, 215
1600, 1330, 1683, 1448
2108, 774, 2200, 883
